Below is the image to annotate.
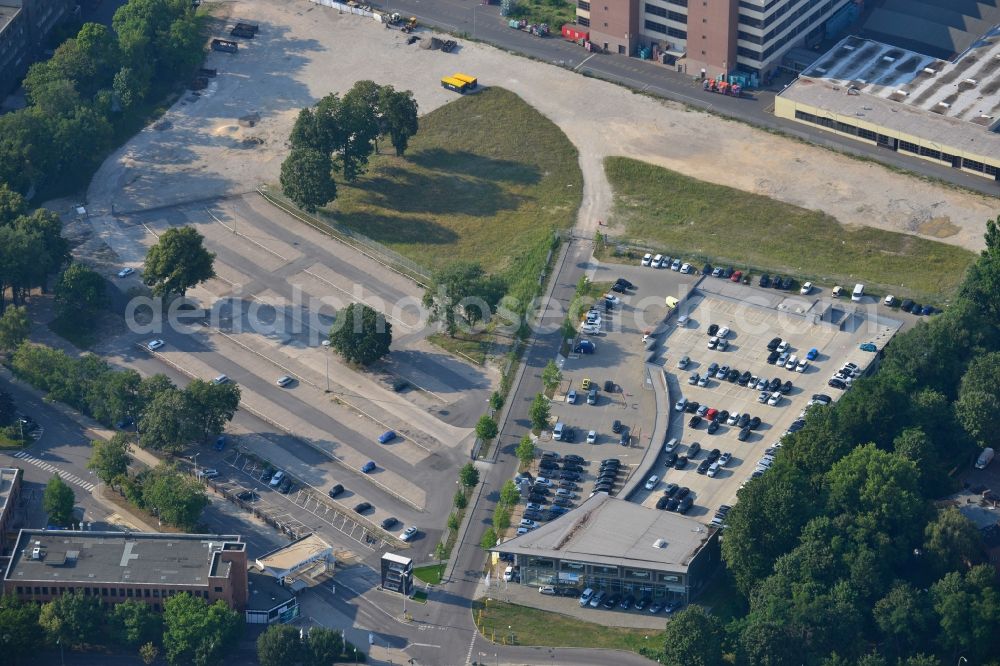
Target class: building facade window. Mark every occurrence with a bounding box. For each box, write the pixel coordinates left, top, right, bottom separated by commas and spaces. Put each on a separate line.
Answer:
645, 4, 667, 17
645, 19, 667, 33
578, 16, 590, 26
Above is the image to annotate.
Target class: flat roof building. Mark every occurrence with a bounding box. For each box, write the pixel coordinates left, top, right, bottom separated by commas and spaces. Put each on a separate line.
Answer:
491, 493, 719, 604
0, 0, 78, 97
0, 467, 22, 555
2, 530, 249, 612
776, 35, 1000, 180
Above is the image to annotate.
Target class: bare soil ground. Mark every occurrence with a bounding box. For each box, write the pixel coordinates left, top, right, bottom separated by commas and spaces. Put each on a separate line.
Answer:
85, 0, 995, 254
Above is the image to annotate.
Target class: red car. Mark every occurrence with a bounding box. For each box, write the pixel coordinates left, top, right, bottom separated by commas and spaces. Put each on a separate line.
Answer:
705, 408, 719, 421
730, 270, 743, 282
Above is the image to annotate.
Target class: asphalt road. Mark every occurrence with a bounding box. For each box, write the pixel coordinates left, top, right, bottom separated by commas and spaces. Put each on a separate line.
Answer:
382, 0, 997, 196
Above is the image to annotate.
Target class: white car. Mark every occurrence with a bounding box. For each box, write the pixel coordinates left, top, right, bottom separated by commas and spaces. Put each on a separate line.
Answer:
717, 326, 731, 339
197, 468, 219, 479
652, 254, 664, 268
785, 354, 798, 370
519, 519, 538, 529
800, 281, 813, 295
535, 477, 552, 487
727, 412, 740, 426
581, 324, 601, 336
680, 262, 692, 274
767, 392, 781, 406
644, 475, 659, 490
147, 339, 164, 351
526, 503, 543, 512
776, 341, 790, 353
399, 526, 418, 542
675, 397, 688, 412
758, 391, 770, 404
587, 430, 597, 444
276, 375, 294, 387
796, 358, 809, 373
566, 390, 578, 404
117, 267, 135, 278
641, 253, 652, 267
503, 566, 514, 581
604, 294, 621, 306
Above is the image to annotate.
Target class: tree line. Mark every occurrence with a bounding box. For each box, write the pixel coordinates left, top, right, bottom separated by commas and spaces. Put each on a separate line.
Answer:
0, 0, 203, 198
0, 589, 241, 666
659, 217, 1000, 666
280, 80, 419, 212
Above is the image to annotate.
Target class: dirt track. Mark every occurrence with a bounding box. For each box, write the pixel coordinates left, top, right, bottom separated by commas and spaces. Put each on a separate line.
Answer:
86, 0, 996, 252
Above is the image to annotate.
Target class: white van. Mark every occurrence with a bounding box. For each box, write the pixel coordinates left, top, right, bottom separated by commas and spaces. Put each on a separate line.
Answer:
553, 422, 565, 440
663, 438, 679, 454
851, 284, 865, 302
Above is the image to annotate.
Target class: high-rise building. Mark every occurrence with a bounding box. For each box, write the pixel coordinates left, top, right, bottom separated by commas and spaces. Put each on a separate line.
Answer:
579, 0, 858, 80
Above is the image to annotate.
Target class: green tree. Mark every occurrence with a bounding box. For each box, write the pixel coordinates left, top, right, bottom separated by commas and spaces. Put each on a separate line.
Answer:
956, 351, 1000, 447
448, 512, 460, 531
306, 627, 344, 666
257, 624, 306, 666
377, 85, 419, 156
960, 216, 1000, 321
453, 487, 468, 509
489, 391, 504, 411
163, 594, 242, 666
459, 462, 479, 488
139, 642, 160, 665
109, 599, 162, 647
0, 305, 29, 350
516, 434, 535, 466
423, 262, 505, 336
113, 65, 148, 108
0, 183, 27, 224
661, 606, 724, 666
434, 542, 447, 560
38, 590, 103, 648
541, 360, 562, 392
335, 80, 381, 181
873, 582, 933, 660
930, 564, 1000, 661
141, 465, 209, 530
87, 431, 131, 486
735, 617, 800, 666
923, 507, 983, 575
328, 303, 392, 366
182, 379, 240, 443
499, 479, 521, 507
142, 226, 216, 298
0, 389, 15, 427
43, 474, 75, 526
139, 387, 192, 452
0, 595, 44, 665
480, 526, 498, 551
54, 262, 107, 320
492, 504, 510, 531
529, 393, 550, 431
475, 414, 498, 440
279, 147, 337, 213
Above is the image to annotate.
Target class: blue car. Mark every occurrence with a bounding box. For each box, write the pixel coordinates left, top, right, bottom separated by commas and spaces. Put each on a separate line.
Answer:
860, 342, 877, 352
806, 348, 819, 361
378, 430, 397, 444
214, 436, 226, 451
361, 461, 376, 473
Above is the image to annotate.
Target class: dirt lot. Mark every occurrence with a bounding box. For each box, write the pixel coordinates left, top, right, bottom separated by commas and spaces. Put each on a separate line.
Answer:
85, 0, 994, 253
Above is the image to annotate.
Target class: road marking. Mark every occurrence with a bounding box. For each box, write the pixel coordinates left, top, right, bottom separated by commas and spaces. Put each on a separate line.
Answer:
410, 643, 441, 648
465, 631, 477, 665
574, 54, 596, 71
13, 452, 96, 491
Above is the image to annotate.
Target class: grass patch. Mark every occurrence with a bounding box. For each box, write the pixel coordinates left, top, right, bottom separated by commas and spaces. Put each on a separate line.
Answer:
604, 157, 977, 303
428, 331, 490, 366
475, 599, 665, 652
507, 0, 576, 28
0, 435, 26, 450
328, 87, 581, 313
48, 315, 98, 350
414, 563, 446, 585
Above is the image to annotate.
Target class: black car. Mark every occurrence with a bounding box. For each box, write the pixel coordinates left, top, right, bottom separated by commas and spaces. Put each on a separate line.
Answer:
354, 502, 372, 513
900, 299, 914, 312
601, 457, 620, 466
910, 303, 922, 315
663, 482, 679, 498
737, 413, 750, 428
688, 442, 701, 458
738, 426, 750, 441
676, 486, 691, 499
237, 490, 257, 502
828, 378, 847, 390
600, 460, 620, 470
707, 420, 720, 434
541, 451, 558, 459
540, 459, 558, 469
565, 454, 585, 464
611, 282, 626, 294
593, 484, 613, 494
685, 401, 700, 414
620, 595, 634, 610
597, 471, 618, 483
604, 380, 615, 392
603, 594, 620, 609
759, 274, 771, 287
701, 263, 712, 275
768, 377, 781, 392
328, 484, 345, 498
666, 498, 680, 511
635, 597, 650, 611
688, 415, 703, 428
812, 394, 832, 404
708, 448, 721, 462
563, 428, 576, 443
612, 419, 622, 433
677, 496, 694, 514
563, 463, 584, 473
560, 471, 581, 481
553, 497, 574, 507
615, 277, 635, 289
767, 336, 782, 351
727, 368, 740, 382
523, 511, 544, 521
780, 276, 794, 290
718, 410, 730, 423
721, 266, 733, 278
739, 371, 753, 385
598, 466, 619, 477
664, 452, 678, 467
280, 480, 293, 494
766, 350, 780, 365
559, 481, 579, 490
381, 516, 398, 530
708, 324, 719, 336
619, 429, 630, 446
780, 380, 793, 394
656, 496, 669, 510
749, 416, 762, 430
674, 455, 689, 470
261, 468, 275, 482
788, 420, 806, 433
697, 459, 712, 474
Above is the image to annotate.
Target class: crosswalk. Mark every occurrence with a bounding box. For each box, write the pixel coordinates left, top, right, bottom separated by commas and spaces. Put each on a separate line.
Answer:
12, 451, 96, 492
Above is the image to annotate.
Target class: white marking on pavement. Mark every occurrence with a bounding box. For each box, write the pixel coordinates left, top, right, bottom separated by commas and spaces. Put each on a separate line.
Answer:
466, 631, 477, 665
574, 54, 596, 71
410, 643, 441, 648
13, 451, 96, 491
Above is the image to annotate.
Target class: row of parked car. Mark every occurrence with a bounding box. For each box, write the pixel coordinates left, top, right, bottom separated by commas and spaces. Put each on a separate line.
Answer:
674, 396, 764, 439
579, 587, 682, 615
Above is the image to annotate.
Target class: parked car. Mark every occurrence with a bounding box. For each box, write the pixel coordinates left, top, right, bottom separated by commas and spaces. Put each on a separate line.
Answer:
381, 517, 399, 530
361, 461, 376, 473
674, 455, 689, 470
328, 484, 345, 498
566, 390, 578, 404
738, 426, 751, 441
718, 452, 732, 466
641, 253, 652, 267
146, 339, 165, 351
707, 420, 720, 434
354, 502, 372, 513
378, 430, 397, 444
687, 442, 701, 458
644, 475, 659, 490
688, 415, 703, 428
759, 274, 771, 288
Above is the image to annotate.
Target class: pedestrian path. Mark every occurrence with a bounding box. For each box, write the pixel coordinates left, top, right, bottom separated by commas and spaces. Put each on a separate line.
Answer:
12, 451, 96, 492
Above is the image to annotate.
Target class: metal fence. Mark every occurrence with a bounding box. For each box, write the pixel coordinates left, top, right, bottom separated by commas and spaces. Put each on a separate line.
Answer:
307, 0, 376, 17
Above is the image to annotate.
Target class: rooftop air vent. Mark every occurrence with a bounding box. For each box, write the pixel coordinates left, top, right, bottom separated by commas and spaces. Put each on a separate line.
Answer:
653, 539, 667, 549
922, 67, 937, 76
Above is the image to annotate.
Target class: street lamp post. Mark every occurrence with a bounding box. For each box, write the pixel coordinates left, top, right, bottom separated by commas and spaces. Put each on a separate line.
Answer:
191, 453, 200, 476
321, 340, 331, 392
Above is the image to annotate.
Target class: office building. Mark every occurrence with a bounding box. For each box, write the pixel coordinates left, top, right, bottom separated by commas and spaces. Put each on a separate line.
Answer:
0, 0, 78, 98
0, 467, 23, 554
490, 493, 719, 604
578, 0, 857, 80
2, 529, 250, 611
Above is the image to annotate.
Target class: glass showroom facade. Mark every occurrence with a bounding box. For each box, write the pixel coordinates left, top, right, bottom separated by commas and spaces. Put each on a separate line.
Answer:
518, 554, 702, 604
